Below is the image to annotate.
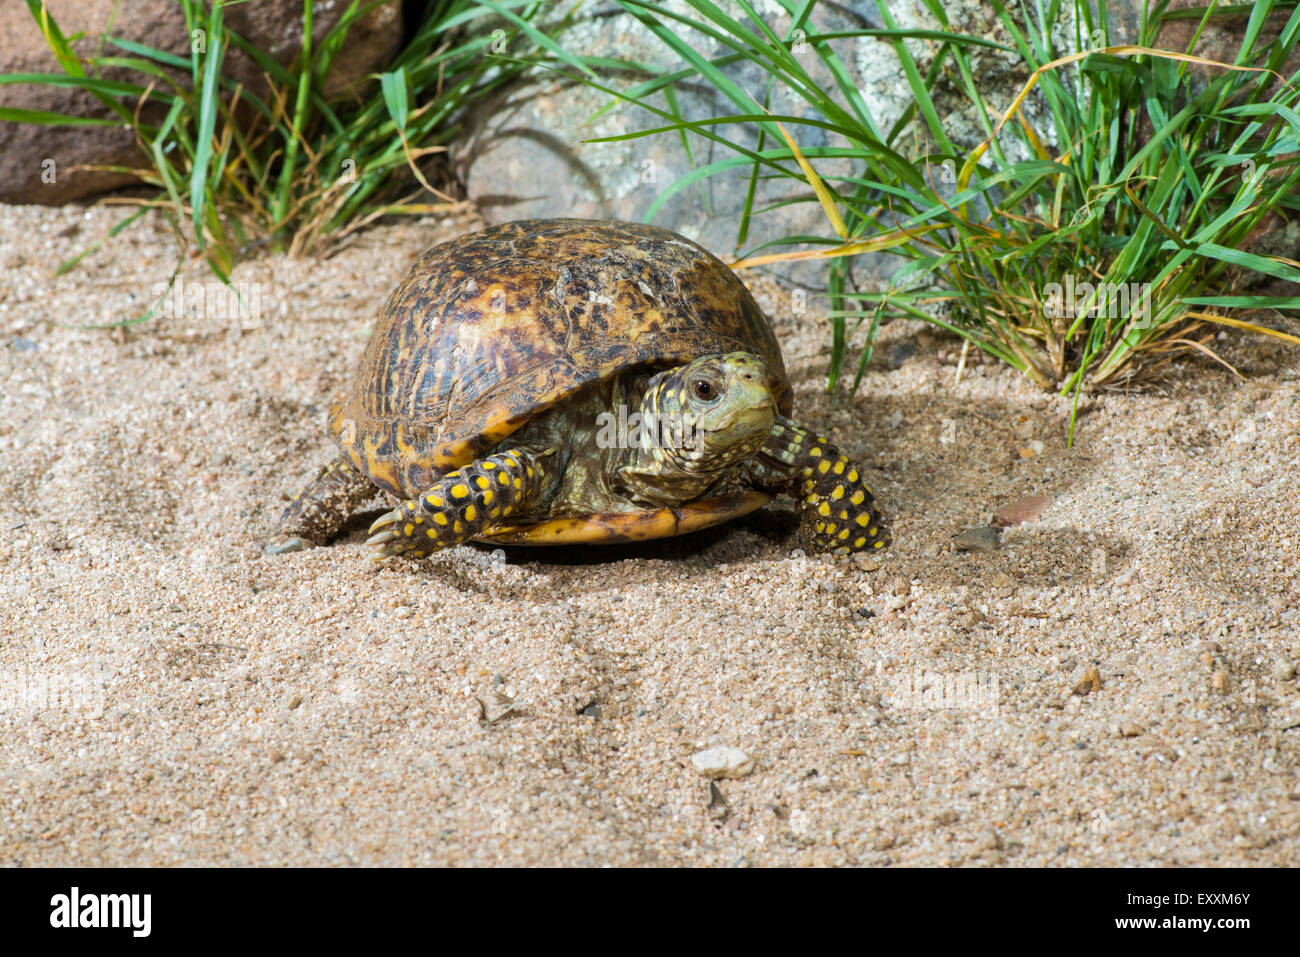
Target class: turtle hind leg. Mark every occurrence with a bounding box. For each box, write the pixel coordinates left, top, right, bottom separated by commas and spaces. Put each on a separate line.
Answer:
748, 417, 890, 555
266, 455, 378, 554
366, 447, 555, 561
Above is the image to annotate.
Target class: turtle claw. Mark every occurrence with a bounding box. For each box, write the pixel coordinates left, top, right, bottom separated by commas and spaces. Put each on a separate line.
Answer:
368, 510, 400, 534
364, 504, 419, 561
265, 536, 310, 555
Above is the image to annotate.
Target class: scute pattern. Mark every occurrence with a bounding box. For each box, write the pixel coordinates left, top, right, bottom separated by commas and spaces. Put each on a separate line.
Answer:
329, 219, 791, 498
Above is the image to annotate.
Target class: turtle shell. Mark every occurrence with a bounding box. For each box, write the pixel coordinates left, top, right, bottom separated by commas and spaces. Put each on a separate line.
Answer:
329, 218, 793, 533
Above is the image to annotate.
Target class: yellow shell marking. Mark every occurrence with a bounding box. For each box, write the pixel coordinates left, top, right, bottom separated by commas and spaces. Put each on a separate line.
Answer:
451, 484, 469, 499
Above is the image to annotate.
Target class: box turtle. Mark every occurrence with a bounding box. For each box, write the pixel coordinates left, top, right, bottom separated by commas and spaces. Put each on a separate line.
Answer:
268, 218, 890, 559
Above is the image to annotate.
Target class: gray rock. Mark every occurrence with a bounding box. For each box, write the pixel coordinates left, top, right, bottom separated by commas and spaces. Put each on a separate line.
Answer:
953, 525, 1001, 553
453, 2, 898, 287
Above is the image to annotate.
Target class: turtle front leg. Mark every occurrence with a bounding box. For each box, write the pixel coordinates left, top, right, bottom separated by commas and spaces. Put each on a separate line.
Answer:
748, 417, 890, 554
366, 447, 555, 561
267, 455, 378, 554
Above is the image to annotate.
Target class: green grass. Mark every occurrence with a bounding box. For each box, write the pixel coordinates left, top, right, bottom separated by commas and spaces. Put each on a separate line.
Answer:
551, 0, 1300, 420
2, 0, 568, 290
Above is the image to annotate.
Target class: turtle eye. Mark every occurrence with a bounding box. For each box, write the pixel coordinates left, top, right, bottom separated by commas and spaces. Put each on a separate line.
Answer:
692, 379, 718, 402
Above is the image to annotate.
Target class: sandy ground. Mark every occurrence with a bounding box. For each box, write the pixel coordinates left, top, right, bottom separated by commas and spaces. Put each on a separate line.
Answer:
1, 203, 1298, 867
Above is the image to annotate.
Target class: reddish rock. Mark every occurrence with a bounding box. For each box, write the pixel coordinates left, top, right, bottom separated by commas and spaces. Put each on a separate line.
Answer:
0, 0, 401, 205
994, 493, 1053, 528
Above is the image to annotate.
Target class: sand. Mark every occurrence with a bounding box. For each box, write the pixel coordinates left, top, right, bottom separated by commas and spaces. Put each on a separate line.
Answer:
1, 203, 1297, 866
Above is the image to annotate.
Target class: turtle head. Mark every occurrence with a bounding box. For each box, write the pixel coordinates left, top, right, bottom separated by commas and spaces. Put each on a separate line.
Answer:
642, 352, 776, 473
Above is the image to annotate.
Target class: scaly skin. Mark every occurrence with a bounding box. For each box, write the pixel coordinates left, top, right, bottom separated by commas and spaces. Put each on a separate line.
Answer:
747, 417, 890, 554
266, 456, 377, 554
365, 447, 555, 560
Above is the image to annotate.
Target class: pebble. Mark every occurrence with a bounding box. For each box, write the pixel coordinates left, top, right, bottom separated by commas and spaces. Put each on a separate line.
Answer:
690, 746, 756, 780
394, 605, 415, 619
1118, 722, 1143, 738
994, 494, 1053, 527
1073, 668, 1103, 696
886, 340, 917, 370
990, 571, 1016, 599
852, 553, 885, 572
1210, 670, 1229, 693
953, 526, 1001, 553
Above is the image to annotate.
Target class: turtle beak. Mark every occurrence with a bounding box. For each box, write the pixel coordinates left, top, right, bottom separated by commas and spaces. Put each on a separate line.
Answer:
720, 393, 776, 432
718, 365, 776, 433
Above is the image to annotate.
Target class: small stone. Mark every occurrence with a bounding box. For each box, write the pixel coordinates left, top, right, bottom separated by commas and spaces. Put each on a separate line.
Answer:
934, 809, 959, 827
707, 781, 729, 821
994, 494, 1053, 527
890, 576, 910, 597
691, 746, 756, 780
886, 339, 917, 370
1274, 660, 1297, 682
1211, 670, 1229, 693
852, 553, 884, 572
953, 526, 1000, 553
1118, 722, 1142, 738
476, 692, 521, 725
393, 605, 415, 619
1073, 668, 1103, 696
